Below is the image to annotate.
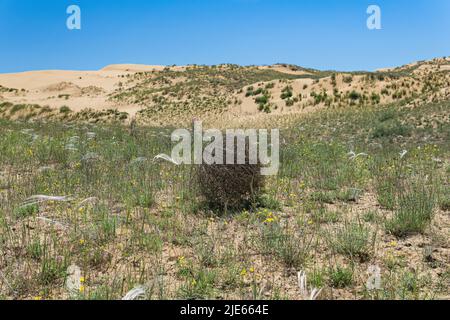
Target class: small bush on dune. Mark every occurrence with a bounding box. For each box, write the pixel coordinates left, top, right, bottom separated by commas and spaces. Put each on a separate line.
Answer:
59, 105, 72, 114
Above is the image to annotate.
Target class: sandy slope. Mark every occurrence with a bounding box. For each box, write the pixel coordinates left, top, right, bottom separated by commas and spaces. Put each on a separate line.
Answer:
0, 68, 131, 112
0, 64, 195, 114
0, 58, 449, 124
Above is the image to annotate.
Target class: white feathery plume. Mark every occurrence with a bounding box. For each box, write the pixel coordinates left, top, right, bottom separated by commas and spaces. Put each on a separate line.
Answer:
37, 216, 67, 229
21, 195, 74, 207
122, 286, 147, 300
68, 135, 80, 142
82, 152, 100, 161
298, 271, 322, 300
21, 129, 34, 135
399, 150, 408, 159
65, 143, 78, 151
38, 166, 55, 173
77, 197, 99, 208
348, 151, 368, 160
153, 154, 180, 165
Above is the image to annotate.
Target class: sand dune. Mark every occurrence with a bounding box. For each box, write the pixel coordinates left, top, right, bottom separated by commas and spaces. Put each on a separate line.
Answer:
0, 58, 448, 124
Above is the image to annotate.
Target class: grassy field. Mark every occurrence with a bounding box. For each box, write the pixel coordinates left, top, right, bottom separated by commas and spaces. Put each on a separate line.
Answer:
0, 97, 448, 300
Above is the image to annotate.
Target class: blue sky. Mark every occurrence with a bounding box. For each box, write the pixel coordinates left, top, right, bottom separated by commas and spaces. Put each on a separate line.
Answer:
0, 0, 449, 73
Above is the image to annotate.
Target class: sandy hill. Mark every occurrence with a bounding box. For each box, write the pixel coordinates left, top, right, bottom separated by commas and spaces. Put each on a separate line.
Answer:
0, 58, 449, 127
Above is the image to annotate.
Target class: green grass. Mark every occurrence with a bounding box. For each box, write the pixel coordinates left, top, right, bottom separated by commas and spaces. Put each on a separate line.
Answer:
385, 185, 436, 237
0, 98, 448, 300
327, 221, 374, 261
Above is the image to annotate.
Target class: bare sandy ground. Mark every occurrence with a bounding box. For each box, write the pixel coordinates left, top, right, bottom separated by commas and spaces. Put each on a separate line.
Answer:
0, 64, 183, 114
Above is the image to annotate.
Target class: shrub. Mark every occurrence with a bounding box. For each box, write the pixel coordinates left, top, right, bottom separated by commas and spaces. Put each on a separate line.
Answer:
10, 104, 27, 115
285, 98, 295, 107
255, 95, 269, 105
371, 93, 381, 104
378, 108, 397, 122
343, 76, 353, 83
59, 105, 72, 114
348, 90, 361, 101
280, 86, 293, 100
372, 120, 411, 138
197, 138, 265, 211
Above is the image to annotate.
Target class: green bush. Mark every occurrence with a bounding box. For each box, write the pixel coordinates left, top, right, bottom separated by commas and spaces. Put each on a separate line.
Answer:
59, 105, 72, 114
14, 204, 39, 219
372, 120, 411, 138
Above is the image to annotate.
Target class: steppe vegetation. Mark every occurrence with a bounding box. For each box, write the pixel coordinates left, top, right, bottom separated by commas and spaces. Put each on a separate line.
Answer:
0, 58, 449, 300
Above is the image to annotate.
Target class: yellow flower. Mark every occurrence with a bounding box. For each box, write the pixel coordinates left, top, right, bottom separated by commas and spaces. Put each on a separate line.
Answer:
178, 256, 186, 266
33, 296, 42, 301
264, 217, 275, 224
79, 285, 85, 293
389, 241, 398, 247
80, 277, 85, 283
249, 267, 255, 273
79, 239, 85, 245
240, 268, 247, 277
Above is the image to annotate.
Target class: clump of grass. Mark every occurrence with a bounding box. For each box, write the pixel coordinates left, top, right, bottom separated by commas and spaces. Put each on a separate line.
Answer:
178, 268, 217, 300
385, 186, 435, 237
328, 265, 354, 288
257, 194, 282, 211
311, 207, 341, 224
327, 221, 373, 261
439, 196, 450, 211
14, 203, 39, 219
376, 177, 398, 210
372, 120, 411, 138
259, 222, 312, 268
39, 254, 68, 286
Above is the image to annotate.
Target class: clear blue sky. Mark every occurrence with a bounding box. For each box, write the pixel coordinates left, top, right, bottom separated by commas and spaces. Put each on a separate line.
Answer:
0, 0, 449, 73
